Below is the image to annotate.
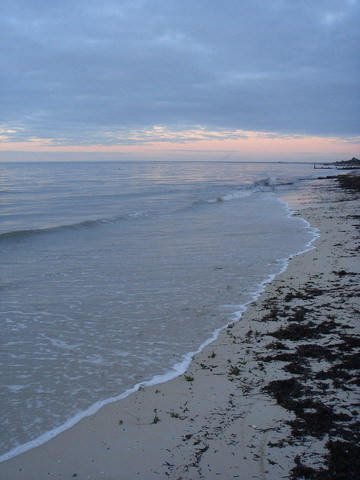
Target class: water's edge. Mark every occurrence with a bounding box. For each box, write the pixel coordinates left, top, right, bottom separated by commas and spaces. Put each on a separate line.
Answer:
0, 198, 319, 464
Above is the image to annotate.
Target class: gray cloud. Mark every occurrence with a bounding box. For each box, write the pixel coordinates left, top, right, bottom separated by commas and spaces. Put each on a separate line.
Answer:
1, 0, 359, 145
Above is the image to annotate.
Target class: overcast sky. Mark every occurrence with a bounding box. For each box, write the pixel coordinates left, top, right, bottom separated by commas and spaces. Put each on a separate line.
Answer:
0, 0, 359, 161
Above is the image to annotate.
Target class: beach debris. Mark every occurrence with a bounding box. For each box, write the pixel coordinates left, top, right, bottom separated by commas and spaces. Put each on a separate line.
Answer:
151, 409, 160, 424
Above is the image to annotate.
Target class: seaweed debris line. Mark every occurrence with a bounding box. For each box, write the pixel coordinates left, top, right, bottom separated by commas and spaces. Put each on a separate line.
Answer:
255, 173, 360, 479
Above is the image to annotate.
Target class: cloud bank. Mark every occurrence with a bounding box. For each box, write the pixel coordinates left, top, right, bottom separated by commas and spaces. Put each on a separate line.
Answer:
1, 0, 359, 151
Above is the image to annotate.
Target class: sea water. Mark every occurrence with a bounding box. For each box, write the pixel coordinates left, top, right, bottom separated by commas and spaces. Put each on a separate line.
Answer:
0, 160, 340, 460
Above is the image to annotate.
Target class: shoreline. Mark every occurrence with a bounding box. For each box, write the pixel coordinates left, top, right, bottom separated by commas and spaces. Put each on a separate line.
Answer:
0, 242, 315, 466
0, 217, 315, 466
0, 185, 318, 465
1, 175, 359, 479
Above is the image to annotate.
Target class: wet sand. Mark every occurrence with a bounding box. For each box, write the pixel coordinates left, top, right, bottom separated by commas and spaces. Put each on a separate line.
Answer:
1, 174, 359, 479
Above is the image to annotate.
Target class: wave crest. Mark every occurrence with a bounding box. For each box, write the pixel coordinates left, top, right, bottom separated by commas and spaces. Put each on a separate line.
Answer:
0, 211, 149, 241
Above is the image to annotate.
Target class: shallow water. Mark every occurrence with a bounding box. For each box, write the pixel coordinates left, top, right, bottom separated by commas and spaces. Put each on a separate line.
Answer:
0, 160, 340, 459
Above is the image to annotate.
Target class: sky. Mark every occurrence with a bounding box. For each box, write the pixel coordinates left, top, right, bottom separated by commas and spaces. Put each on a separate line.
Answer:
0, 0, 359, 162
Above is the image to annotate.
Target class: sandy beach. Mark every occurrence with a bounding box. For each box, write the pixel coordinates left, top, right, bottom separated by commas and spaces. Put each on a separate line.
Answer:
1, 174, 359, 480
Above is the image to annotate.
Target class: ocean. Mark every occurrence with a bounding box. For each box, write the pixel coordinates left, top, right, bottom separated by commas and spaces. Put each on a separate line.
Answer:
0, 160, 339, 461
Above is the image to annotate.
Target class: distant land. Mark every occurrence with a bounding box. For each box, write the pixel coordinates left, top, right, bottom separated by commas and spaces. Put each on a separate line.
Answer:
313, 157, 360, 170
334, 157, 360, 166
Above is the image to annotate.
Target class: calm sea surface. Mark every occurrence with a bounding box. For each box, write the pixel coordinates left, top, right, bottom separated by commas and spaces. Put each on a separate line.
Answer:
0, 160, 340, 460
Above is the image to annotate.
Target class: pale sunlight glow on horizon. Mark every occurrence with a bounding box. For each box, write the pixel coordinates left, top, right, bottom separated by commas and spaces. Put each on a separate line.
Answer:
0, 125, 358, 163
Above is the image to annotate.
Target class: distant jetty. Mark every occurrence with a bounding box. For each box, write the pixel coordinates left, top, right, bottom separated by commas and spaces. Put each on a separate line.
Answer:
314, 157, 360, 170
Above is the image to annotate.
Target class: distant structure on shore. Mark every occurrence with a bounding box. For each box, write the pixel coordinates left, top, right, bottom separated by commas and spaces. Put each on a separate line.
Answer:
314, 157, 360, 170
